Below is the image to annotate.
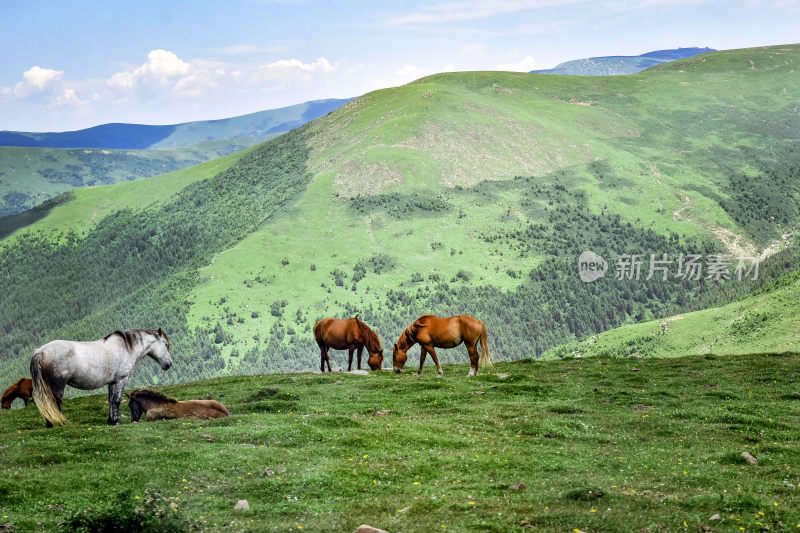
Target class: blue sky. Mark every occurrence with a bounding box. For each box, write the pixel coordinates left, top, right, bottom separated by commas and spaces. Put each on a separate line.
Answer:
1, 0, 798, 131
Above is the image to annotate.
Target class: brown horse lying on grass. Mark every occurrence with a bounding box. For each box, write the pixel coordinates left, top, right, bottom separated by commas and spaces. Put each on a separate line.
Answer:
314, 314, 384, 372
2, 378, 33, 409
127, 389, 229, 422
393, 314, 492, 376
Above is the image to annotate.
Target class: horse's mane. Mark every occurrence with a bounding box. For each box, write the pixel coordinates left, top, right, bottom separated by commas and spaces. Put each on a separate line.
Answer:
104, 328, 169, 352
354, 316, 382, 352
401, 315, 434, 345
128, 388, 177, 404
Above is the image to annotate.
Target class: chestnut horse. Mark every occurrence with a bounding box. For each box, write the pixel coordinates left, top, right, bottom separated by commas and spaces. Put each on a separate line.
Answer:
2, 378, 33, 409
127, 389, 229, 421
314, 314, 383, 372
392, 314, 492, 376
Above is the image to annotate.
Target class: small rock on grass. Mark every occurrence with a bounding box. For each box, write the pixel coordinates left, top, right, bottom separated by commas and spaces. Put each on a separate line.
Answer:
710, 514, 721, 521
741, 451, 758, 465
353, 526, 389, 533
234, 500, 249, 510
375, 409, 390, 416
200, 433, 214, 442
508, 483, 526, 490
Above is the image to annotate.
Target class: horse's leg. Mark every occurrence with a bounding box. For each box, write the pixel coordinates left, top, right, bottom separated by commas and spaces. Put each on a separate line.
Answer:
427, 346, 444, 378
347, 348, 354, 372
320, 345, 332, 372
107, 379, 128, 425
356, 346, 364, 370
417, 347, 428, 376
466, 342, 480, 377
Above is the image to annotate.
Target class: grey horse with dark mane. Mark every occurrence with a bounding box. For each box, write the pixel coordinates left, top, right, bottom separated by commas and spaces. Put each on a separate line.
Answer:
30, 328, 172, 426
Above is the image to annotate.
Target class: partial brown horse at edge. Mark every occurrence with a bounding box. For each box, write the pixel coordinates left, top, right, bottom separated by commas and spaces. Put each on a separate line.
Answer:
2, 378, 33, 409
392, 314, 492, 376
314, 315, 384, 372
126, 389, 229, 422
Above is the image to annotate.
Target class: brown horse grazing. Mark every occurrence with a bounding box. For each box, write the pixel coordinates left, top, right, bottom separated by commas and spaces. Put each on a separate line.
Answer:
393, 314, 492, 377
126, 389, 229, 422
2, 378, 33, 409
314, 314, 384, 372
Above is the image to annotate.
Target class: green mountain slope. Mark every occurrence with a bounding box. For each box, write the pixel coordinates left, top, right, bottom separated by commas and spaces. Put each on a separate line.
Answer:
0, 44, 798, 388
546, 270, 800, 359
0, 146, 256, 240
0, 137, 271, 216
0, 98, 350, 216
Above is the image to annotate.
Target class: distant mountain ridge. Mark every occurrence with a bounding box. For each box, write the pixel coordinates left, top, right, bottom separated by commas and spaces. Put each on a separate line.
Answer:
531, 47, 715, 75
0, 98, 350, 150
0, 98, 352, 216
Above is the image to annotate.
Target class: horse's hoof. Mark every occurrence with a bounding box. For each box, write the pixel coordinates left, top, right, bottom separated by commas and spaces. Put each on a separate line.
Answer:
437, 373, 443, 378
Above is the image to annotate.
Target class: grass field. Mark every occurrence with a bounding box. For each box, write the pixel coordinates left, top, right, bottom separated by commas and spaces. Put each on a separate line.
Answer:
1, 353, 799, 532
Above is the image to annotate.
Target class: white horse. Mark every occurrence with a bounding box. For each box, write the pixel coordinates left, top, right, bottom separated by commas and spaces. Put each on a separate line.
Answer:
30, 328, 172, 426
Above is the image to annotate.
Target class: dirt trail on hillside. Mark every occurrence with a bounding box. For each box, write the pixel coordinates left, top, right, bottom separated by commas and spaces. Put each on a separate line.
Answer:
670, 186, 793, 258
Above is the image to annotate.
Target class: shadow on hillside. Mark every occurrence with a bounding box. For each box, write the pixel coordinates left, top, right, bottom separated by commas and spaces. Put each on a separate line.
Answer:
0, 192, 72, 240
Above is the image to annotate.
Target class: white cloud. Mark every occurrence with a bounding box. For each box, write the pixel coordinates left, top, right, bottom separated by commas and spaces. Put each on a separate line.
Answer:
11, 66, 64, 98
496, 55, 539, 71
108, 49, 193, 89
51, 88, 83, 106
260, 57, 337, 73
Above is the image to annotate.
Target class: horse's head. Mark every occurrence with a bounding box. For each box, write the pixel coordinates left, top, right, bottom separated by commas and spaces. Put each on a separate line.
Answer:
392, 343, 407, 373
367, 347, 384, 371
128, 396, 144, 422
148, 328, 173, 371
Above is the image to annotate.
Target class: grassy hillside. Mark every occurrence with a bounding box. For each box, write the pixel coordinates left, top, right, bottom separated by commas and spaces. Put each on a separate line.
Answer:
0, 146, 256, 240
0, 137, 270, 216
531, 46, 714, 75
546, 270, 800, 359
1, 355, 799, 532
0, 98, 350, 216
1, 44, 799, 388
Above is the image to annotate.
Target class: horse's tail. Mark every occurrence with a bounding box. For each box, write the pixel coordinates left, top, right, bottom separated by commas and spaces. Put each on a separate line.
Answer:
30, 350, 67, 426
478, 321, 493, 368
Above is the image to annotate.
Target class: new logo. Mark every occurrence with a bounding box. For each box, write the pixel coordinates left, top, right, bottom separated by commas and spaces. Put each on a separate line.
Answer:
578, 251, 607, 282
